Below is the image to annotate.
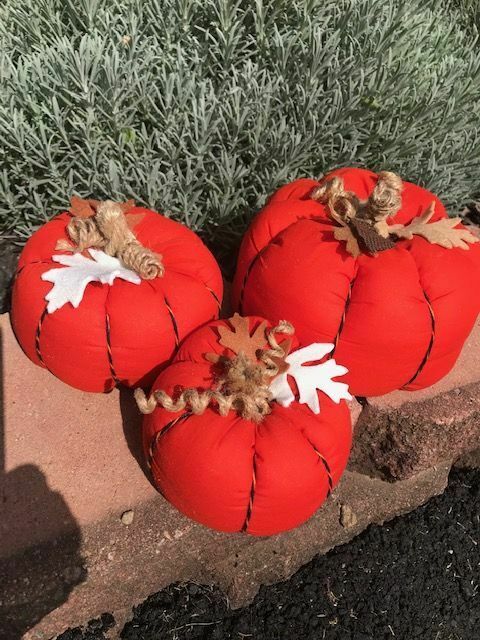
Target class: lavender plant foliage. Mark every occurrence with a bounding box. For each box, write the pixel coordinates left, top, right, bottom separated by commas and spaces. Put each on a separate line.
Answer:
0, 0, 479, 251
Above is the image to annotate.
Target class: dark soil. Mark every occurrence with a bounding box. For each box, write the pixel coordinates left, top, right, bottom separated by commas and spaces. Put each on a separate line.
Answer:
461, 202, 480, 227
56, 467, 480, 640
0, 238, 19, 314
54, 614, 115, 640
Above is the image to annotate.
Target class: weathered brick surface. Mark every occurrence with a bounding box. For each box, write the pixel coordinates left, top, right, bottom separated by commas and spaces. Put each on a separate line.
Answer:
350, 382, 480, 479
350, 319, 480, 480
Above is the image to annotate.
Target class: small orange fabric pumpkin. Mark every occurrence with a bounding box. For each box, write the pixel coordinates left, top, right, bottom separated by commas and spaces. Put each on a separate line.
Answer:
11, 199, 223, 392
138, 314, 352, 536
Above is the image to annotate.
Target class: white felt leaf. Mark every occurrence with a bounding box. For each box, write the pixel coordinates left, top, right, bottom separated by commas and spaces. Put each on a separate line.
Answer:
269, 343, 352, 414
41, 249, 141, 313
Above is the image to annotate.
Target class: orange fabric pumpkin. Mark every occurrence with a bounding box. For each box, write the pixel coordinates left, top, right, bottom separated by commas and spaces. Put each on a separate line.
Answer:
11, 205, 223, 392
233, 168, 480, 397
141, 316, 352, 536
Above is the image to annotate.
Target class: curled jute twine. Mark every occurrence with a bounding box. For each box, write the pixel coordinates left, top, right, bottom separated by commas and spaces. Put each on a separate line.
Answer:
57, 200, 164, 279
311, 171, 403, 238
134, 320, 294, 423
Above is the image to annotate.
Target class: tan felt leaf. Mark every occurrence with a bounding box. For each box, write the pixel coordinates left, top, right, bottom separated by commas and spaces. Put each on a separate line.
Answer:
217, 313, 267, 361
69, 196, 100, 218
126, 212, 162, 261
119, 199, 136, 214
205, 352, 221, 364
69, 197, 136, 218
334, 225, 361, 257
393, 202, 480, 250
278, 337, 293, 358
125, 212, 146, 230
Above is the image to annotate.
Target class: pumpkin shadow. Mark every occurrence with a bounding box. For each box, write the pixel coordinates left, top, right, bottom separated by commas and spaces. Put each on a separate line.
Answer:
0, 329, 86, 639
119, 386, 154, 485
0, 468, 87, 640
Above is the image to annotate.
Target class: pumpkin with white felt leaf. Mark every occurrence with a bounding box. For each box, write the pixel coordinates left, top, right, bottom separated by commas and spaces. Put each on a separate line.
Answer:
233, 168, 480, 397
135, 313, 352, 536
11, 197, 223, 392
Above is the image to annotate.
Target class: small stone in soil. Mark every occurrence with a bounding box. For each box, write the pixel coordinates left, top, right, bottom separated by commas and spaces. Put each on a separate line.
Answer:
120, 510, 134, 526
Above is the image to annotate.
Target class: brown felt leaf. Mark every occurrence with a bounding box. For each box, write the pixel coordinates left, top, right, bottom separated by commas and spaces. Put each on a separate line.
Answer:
68, 197, 136, 218
392, 202, 480, 250
69, 196, 100, 218
205, 352, 222, 364
119, 199, 136, 214
216, 313, 268, 361
350, 218, 396, 254
333, 225, 361, 258
125, 210, 160, 257
206, 329, 292, 377
125, 211, 145, 230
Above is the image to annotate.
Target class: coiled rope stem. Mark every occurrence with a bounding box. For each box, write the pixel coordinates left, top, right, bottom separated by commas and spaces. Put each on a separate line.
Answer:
311, 171, 403, 237
134, 320, 294, 423
57, 200, 164, 279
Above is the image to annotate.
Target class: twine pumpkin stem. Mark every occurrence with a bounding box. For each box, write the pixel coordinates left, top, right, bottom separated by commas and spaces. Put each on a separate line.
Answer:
57, 200, 164, 279
135, 320, 294, 423
311, 170, 403, 235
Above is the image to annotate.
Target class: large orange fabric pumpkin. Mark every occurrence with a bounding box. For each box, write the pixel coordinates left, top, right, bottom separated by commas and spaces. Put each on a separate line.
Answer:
232, 168, 480, 397
11, 202, 223, 392
140, 315, 352, 536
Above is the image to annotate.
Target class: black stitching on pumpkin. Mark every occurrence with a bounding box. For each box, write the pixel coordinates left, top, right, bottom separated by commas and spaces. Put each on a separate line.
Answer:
304, 435, 333, 496
35, 307, 48, 367
147, 433, 160, 470
242, 454, 257, 533
15, 265, 25, 279
314, 447, 333, 496
332, 278, 355, 355
15, 259, 54, 281
164, 295, 180, 347
317, 452, 333, 496
238, 250, 265, 315
403, 291, 435, 388
147, 412, 191, 470
238, 220, 303, 314
205, 285, 221, 311
105, 312, 120, 387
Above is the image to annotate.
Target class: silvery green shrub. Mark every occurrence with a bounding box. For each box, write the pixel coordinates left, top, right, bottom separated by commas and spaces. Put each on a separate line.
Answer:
0, 0, 479, 251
